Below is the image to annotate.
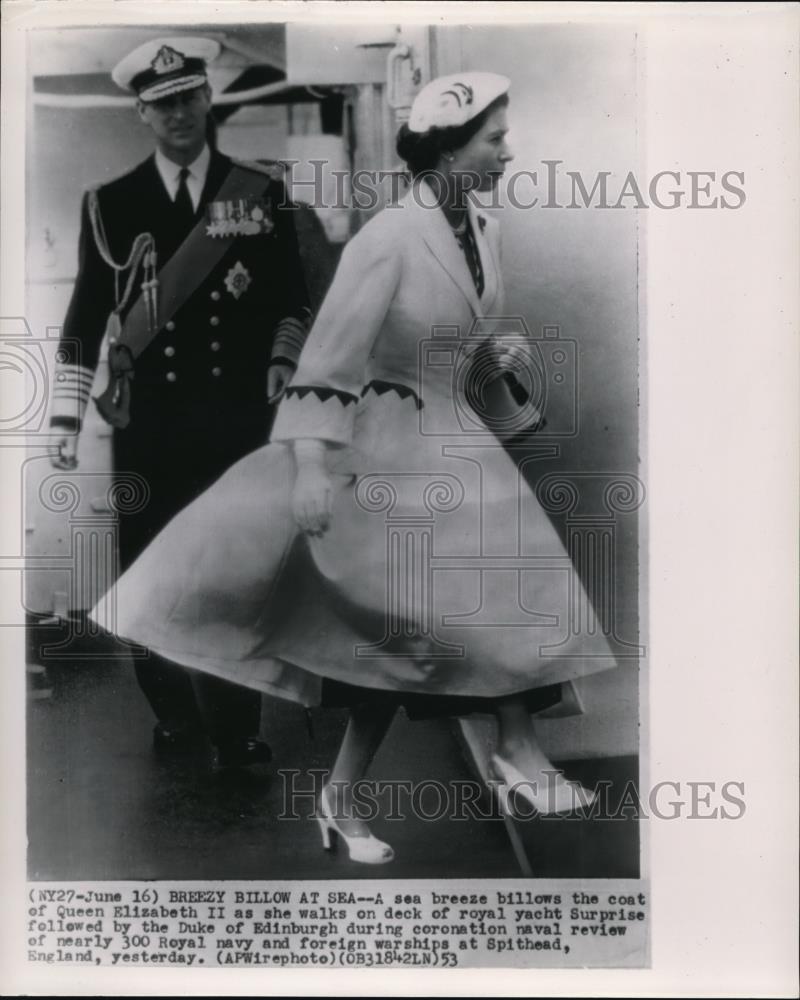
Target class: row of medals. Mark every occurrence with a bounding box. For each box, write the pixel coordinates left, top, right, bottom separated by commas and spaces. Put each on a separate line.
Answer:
206, 197, 274, 238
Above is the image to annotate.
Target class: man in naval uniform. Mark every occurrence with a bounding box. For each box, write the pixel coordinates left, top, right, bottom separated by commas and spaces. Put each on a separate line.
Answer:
49, 37, 310, 764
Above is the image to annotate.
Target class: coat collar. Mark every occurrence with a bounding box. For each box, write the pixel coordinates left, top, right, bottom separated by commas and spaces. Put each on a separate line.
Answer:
201, 150, 233, 206
154, 144, 211, 202
402, 177, 499, 316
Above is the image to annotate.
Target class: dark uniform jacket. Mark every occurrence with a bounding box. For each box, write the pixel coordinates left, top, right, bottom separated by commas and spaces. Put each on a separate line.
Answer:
53, 149, 310, 567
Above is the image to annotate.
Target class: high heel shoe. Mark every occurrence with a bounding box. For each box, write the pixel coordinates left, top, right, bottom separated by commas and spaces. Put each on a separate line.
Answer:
316, 785, 394, 865
490, 754, 596, 816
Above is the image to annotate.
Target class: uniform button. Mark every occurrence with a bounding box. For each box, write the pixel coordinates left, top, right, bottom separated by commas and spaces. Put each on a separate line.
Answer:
166, 371, 177, 382
210, 341, 221, 352
209, 316, 220, 327
164, 346, 175, 357
210, 290, 221, 301
211, 367, 222, 377
165, 320, 176, 332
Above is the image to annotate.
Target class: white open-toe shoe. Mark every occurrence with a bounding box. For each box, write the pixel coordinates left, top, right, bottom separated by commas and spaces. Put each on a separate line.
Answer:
316, 784, 395, 865
491, 754, 595, 816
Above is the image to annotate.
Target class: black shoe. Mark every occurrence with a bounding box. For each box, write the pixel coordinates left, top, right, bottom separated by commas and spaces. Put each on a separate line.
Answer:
215, 737, 272, 769
153, 721, 204, 754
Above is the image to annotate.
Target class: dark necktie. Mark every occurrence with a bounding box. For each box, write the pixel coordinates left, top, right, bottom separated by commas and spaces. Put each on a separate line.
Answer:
455, 222, 485, 298
174, 167, 195, 231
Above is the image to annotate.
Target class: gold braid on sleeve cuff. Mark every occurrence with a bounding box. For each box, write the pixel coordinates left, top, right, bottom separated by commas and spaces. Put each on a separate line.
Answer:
50, 362, 94, 431
270, 312, 310, 369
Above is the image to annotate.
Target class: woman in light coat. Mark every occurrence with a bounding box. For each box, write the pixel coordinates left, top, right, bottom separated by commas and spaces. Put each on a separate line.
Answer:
100, 73, 614, 863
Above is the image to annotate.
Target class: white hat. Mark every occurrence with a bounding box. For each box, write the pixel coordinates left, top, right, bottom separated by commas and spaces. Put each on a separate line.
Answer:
408, 72, 510, 133
112, 37, 220, 102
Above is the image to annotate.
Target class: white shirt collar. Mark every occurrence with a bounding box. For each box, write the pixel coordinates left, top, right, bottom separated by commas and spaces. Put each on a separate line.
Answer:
154, 145, 211, 210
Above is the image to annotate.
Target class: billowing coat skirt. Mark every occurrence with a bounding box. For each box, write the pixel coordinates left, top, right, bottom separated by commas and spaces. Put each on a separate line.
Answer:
95, 382, 616, 709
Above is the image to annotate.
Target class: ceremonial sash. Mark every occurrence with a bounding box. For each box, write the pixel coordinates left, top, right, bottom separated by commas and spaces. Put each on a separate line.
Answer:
94, 164, 274, 428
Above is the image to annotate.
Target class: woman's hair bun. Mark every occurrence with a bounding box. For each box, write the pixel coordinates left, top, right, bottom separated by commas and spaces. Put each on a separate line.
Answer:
395, 124, 442, 176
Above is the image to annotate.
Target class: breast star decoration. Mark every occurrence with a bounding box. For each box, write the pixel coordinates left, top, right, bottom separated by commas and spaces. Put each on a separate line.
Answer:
224, 261, 252, 300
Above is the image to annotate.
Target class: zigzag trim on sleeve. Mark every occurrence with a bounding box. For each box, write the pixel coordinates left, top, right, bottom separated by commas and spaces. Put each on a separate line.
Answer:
271, 384, 358, 446
285, 385, 359, 407
361, 380, 423, 411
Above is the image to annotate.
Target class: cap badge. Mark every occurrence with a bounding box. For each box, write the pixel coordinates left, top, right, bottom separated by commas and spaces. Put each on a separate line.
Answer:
224, 261, 252, 300
151, 45, 185, 76
442, 82, 474, 108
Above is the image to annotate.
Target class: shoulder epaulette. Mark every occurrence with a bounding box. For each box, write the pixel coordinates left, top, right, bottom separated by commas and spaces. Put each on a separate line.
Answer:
83, 157, 144, 194
232, 158, 287, 182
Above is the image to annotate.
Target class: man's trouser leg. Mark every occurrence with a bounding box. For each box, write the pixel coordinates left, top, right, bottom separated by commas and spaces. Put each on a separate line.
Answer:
133, 651, 202, 733
189, 672, 262, 749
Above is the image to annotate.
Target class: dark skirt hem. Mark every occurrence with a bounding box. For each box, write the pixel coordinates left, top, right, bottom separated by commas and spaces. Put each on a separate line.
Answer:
320, 677, 563, 720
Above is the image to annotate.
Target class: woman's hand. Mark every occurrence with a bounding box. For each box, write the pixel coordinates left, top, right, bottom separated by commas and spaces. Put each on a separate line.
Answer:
292, 443, 333, 536
49, 431, 79, 470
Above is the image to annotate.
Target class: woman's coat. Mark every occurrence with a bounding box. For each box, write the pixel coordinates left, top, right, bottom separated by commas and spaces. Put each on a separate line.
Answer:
95, 180, 616, 705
